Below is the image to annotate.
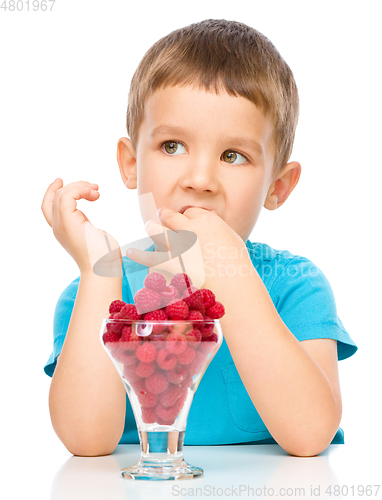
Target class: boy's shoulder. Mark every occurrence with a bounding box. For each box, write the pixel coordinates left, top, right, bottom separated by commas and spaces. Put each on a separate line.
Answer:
245, 239, 313, 267
245, 239, 325, 291
245, 239, 296, 262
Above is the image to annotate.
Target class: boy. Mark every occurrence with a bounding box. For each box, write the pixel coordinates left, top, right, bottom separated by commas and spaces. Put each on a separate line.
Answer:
41, 19, 357, 458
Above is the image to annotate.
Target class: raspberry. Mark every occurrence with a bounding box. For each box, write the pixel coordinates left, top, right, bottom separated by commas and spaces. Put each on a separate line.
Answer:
123, 364, 141, 383
156, 348, 178, 370
146, 332, 169, 342
208, 332, 218, 343
177, 388, 189, 410
159, 385, 183, 407
118, 341, 139, 353
155, 401, 180, 425
102, 330, 121, 343
199, 333, 219, 353
120, 325, 132, 339
109, 300, 126, 314
187, 310, 204, 322
206, 301, 225, 319
165, 300, 189, 320
129, 376, 146, 393
201, 288, 216, 309
112, 348, 138, 366
182, 289, 205, 314
177, 346, 196, 365
166, 332, 187, 354
143, 309, 168, 333
136, 361, 156, 378
143, 309, 167, 320
144, 272, 167, 293
118, 303, 141, 321
181, 284, 199, 299
141, 406, 157, 424
170, 273, 193, 294
160, 285, 180, 307
184, 327, 202, 347
199, 316, 215, 337
134, 288, 162, 315
136, 384, 158, 408
105, 341, 120, 360
166, 365, 188, 385
187, 349, 208, 377
145, 372, 169, 394
107, 314, 124, 334
168, 322, 187, 335
119, 325, 140, 350
179, 373, 194, 390
136, 342, 157, 363
156, 415, 174, 425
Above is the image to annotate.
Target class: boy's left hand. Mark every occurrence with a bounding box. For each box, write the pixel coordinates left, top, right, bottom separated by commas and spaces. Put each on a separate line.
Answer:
126, 207, 249, 289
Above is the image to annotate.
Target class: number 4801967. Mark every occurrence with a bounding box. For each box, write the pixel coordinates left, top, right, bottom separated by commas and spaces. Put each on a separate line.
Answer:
1, 0, 56, 11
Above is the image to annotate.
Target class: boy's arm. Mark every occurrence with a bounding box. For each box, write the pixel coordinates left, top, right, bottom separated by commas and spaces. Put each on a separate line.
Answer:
42, 179, 126, 456
129, 211, 342, 456
49, 273, 126, 457
124, 209, 342, 457
206, 256, 342, 458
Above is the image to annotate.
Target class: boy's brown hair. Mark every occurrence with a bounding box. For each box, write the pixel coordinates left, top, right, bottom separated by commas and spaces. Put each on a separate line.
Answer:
126, 19, 299, 177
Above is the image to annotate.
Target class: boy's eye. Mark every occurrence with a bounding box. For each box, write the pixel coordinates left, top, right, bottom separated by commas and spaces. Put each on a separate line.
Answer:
162, 141, 187, 155
222, 150, 248, 165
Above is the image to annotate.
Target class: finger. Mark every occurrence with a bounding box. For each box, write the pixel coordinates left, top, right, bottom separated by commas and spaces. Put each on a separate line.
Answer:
127, 243, 198, 279
159, 206, 214, 222
144, 219, 165, 236
55, 184, 100, 224
157, 207, 188, 229
182, 207, 218, 218
56, 180, 99, 199
41, 177, 64, 227
126, 247, 169, 268
144, 220, 175, 253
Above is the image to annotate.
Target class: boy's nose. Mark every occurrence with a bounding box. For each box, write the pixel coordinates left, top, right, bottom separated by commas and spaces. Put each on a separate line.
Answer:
180, 157, 220, 194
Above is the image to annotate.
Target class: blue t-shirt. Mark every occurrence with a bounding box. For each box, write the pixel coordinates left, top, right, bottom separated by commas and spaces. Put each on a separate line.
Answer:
44, 240, 357, 445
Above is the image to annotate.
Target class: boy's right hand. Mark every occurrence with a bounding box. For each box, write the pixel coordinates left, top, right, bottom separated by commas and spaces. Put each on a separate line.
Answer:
41, 178, 122, 275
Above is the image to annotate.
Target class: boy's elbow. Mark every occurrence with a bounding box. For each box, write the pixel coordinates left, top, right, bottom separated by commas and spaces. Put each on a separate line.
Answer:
65, 436, 119, 457
278, 419, 342, 457
69, 446, 115, 458
283, 437, 331, 458
51, 415, 123, 457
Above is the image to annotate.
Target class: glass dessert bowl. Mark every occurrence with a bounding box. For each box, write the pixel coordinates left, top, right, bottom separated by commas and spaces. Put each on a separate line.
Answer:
100, 317, 223, 480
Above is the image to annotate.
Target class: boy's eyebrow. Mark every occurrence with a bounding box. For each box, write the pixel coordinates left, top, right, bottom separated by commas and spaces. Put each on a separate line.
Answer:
150, 125, 265, 158
150, 125, 191, 140
221, 136, 265, 158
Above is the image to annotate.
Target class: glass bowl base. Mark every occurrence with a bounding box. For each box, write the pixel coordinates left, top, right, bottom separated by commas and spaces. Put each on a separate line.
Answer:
121, 459, 203, 480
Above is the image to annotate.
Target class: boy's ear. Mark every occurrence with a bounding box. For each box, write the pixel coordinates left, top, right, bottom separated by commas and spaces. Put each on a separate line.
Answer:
263, 161, 301, 210
117, 137, 137, 189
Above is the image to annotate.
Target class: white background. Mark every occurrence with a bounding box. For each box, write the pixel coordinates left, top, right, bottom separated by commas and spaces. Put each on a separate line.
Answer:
1, 0, 381, 497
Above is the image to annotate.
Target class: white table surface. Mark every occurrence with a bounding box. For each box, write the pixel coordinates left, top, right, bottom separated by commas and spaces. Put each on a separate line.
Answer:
46, 441, 381, 500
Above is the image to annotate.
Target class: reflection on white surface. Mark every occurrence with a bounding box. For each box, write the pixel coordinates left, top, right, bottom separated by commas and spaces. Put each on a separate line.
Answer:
50, 452, 127, 500
50, 444, 345, 500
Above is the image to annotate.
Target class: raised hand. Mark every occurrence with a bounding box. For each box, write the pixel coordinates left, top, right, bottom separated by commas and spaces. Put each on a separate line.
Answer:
41, 178, 122, 275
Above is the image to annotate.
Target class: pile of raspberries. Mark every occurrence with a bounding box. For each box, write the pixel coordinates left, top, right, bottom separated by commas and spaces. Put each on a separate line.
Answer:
102, 272, 225, 425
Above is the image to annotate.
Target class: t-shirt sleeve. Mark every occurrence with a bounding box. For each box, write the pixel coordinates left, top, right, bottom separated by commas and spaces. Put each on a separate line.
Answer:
270, 256, 358, 361
43, 271, 135, 378
44, 277, 80, 377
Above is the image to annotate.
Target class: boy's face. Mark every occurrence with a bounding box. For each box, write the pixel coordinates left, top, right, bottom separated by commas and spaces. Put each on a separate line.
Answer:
122, 85, 294, 242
